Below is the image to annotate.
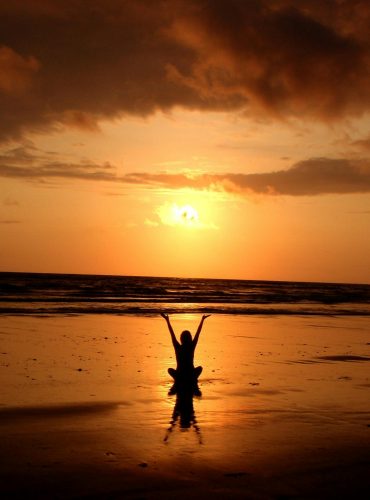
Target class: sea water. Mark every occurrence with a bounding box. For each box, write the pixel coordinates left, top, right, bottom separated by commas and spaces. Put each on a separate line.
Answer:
1, 272, 369, 316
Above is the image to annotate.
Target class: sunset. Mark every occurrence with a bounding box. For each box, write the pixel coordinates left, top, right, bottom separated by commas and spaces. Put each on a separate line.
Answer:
1, 1, 369, 498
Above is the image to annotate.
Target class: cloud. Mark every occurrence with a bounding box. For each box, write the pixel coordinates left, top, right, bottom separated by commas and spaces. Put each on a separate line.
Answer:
1, 1, 370, 141
1, 144, 370, 196
122, 159, 370, 196
0, 46, 40, 95
3, 197, 19, 206
144, 218, 160, 227
237, 158, 370, 195
168, 0, 370, 120
0, 219, 21, 224
0, 144, 119, 182
352, 136, 370, 151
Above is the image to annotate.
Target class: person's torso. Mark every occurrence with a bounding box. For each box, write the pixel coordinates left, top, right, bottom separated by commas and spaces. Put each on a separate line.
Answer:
175, 344, 194, 371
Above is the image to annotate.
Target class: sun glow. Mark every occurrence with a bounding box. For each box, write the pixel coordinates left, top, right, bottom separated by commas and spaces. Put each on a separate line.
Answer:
156, 202, 201, 228
173, 204, 199, 226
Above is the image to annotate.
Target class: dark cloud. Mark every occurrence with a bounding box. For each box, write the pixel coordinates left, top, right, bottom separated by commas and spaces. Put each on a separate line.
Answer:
1, 145, 370, 196
0, 144, 118, 181
122, 159, 370, 196
1, 0, 370, 141
169, 0, 370, 119
0, 220, 21, 224
352, 136, 370, 151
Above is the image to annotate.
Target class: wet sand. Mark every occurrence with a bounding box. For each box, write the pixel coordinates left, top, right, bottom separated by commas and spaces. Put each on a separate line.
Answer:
0, 314, 369, 498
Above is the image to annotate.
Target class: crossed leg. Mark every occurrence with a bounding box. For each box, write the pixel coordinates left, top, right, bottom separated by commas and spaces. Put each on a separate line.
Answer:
168, 366, 203, 380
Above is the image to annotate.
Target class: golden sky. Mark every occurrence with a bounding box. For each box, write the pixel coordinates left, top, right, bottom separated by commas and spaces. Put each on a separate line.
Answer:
1, 0, 370, 283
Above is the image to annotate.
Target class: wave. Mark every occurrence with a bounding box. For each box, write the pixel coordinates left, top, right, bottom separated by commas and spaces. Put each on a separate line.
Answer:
1, 273, 369, 317
0, 302, 369, 317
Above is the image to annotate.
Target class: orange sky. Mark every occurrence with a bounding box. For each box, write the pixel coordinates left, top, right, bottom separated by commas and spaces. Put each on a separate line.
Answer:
1, 1, 370, 283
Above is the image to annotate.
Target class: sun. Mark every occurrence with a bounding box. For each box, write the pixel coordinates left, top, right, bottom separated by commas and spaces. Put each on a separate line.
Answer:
156, 202, 201, 228
173, 204, 199, 226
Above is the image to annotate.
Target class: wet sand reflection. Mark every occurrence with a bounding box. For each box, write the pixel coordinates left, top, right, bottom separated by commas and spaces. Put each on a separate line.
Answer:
164, 384, 203, 444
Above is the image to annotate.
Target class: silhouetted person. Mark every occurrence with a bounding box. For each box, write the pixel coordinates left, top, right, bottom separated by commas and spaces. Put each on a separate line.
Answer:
161, 313, 210, 390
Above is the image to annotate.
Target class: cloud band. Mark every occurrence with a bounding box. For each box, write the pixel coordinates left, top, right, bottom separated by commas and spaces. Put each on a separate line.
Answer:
1, 145, 370, 196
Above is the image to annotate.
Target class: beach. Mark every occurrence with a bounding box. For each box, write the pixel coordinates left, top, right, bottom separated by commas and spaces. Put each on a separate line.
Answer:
1, 313, 369, 498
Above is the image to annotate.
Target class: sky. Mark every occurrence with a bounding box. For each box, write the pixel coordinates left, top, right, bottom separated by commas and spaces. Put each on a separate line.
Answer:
1, 0, 370, 283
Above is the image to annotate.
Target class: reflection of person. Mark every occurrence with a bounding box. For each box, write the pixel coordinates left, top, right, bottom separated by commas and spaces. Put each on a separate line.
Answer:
161, 313, 210, 385
164, 389, 202, 444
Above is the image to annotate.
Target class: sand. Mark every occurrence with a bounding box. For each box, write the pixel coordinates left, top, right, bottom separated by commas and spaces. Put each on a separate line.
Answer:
0, 313, 369, 498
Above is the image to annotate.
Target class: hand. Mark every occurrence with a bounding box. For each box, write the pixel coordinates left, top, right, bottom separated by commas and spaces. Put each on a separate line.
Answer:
202, 314, 211, 320
160, 313, 169, 320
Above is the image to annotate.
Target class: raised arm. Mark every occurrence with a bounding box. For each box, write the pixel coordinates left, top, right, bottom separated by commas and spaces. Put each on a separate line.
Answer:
161, 313, 179, 348
193, 314, 211, 349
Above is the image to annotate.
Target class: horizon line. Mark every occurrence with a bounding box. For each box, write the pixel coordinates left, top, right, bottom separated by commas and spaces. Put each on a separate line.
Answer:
0, 270, 368, 287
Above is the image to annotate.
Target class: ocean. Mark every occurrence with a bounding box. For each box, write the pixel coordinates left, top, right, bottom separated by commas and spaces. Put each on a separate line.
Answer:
1, 272, 369, 316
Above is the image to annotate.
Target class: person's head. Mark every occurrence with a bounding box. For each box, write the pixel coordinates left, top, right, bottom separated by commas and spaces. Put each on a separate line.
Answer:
180, 330, 192, 345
